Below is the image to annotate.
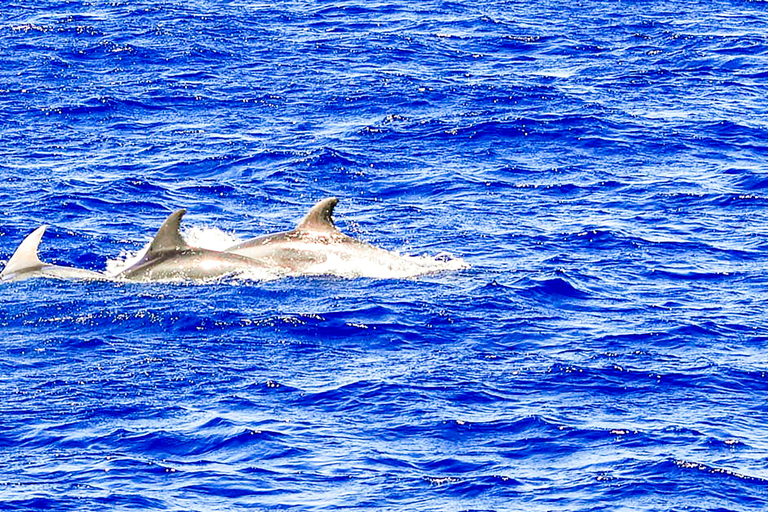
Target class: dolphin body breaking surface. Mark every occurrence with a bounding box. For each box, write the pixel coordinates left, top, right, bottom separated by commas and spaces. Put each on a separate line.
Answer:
116, 209, 269, 282
224, 197, 429, 277
0, 225, 106, 282
1, 198, 469, 283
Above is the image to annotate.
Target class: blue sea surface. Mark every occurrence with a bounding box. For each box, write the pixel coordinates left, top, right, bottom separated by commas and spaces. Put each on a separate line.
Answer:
2, 1, 768, 510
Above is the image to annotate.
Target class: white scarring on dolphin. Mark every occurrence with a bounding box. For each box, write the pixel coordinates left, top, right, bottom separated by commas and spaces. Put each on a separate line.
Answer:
225, 197, 419, 275
0, 225, 106, 282
117, 209, 269, 281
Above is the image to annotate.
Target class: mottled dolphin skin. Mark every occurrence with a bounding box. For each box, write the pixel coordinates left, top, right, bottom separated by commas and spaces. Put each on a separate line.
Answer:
225, 197, 404, 272
118, 209, 268, 281
0, 225, 106, 282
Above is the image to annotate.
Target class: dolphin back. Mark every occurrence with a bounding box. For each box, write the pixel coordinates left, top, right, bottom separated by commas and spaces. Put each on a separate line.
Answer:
146, 209, 190, 255
1, 225, 107, 282
118, 208, 272, 281
0, 225, 47, 280
296, 197, 339, 233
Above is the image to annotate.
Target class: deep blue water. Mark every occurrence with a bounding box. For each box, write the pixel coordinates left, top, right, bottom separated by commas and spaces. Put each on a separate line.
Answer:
3, 1, 768, 510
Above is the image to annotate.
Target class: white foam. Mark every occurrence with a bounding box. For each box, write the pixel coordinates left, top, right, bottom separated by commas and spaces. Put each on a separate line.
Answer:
282, 248, 470, 279
104, 244, 148, 277
184, 226, 241, 251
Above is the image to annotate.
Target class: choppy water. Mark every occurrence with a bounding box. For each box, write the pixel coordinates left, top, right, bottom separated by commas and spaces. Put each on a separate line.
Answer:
2, 1, 768, 511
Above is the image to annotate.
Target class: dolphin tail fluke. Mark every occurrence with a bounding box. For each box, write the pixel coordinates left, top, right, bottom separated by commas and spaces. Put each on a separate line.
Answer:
1, 225, 47, 279
146, 209, 191, 255
297, 197, 339, 233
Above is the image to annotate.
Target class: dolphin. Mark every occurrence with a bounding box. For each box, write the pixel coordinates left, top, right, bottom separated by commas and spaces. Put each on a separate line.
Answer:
0, 225, 106, 282
117, 209, 270, 281
224, 197, 411, 274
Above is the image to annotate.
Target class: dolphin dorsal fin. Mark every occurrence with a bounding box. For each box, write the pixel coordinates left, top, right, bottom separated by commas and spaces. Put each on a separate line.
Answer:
146, 209, 190, 254
1, 225, 47, 278
296, 197, 339, 233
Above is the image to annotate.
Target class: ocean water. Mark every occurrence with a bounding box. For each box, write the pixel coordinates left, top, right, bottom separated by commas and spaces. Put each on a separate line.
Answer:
2, 1, 768, 510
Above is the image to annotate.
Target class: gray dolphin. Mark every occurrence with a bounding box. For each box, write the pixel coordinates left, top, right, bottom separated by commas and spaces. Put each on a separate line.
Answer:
0, 225, 106, 282
117, 209, 269, 281
225, 197, 408, 273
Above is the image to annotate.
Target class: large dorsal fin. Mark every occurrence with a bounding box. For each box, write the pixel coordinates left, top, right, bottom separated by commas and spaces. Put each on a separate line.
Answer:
296, 197, 339, 233
1, 225, 47, 278
146, 209, 190, 254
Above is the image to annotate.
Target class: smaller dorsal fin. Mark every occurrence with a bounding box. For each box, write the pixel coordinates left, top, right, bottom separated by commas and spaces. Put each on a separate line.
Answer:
1, 225, 47, 279
296, 197, 339, 233
146, 209, 190, 254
